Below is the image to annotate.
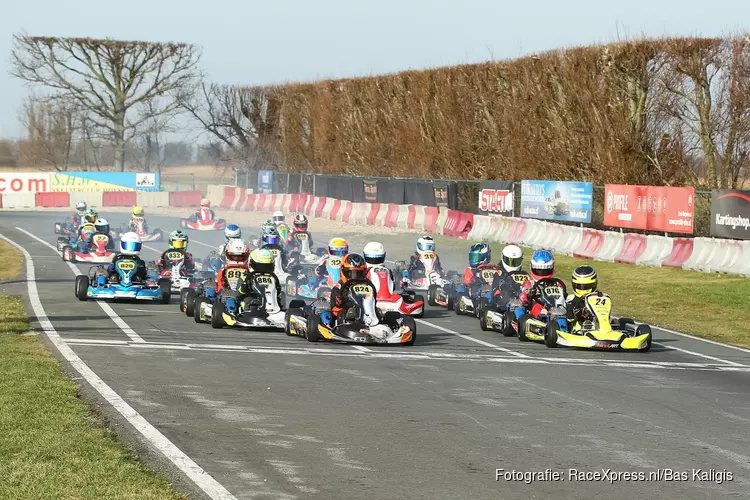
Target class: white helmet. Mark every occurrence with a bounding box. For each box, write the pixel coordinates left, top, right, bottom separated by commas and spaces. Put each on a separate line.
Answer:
501, 244, 523, 273
75, 200, 87, 211
417, 236, 436, 254
224, 224, 241, 241
119, 232, 142, 256
94, 218, 110, 234
272, 211, 284, 222
363, 241, 386, 266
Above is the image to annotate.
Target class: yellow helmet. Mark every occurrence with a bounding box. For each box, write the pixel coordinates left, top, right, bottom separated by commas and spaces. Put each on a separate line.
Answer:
571, 265, 598, 297
250, 248, 275, 274
132, 206, 145, 217
328, 237, 348, 257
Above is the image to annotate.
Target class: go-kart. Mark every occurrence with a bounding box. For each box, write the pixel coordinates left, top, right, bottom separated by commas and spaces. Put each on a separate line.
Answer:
517, 278, 569, 343
287, 232, 326, 263
544, 292, 652, 351
74, 260, 170, 303
395, 254, 460, 308
180, 207, 226, 231
369, 265, 424, 317
149, 250, 204, 293
284, 281, 416, 344
453, 266, 503, 317
192, 265, 250, 323
113, 217, 163, 242
285, 264, 331, 300
478, 271, 531, 336
210, 273, 287, 330
62, 232, 116, 264
54, 216, 82, 236
57, 222, 96, 252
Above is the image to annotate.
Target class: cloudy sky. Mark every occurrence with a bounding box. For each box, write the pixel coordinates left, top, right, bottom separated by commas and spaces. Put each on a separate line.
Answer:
2, 0, 748, 137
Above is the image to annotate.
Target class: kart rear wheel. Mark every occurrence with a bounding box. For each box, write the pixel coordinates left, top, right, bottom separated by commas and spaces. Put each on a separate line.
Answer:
479, 306, 490, 331
193, 297, 205, 323
544, 321, 559, 348
285, 308, 303, 336
517, 314, 530, 341
75, 275, 89, 301
401, 315, 417, 346
502, 310, 516, 337
211, 301, 225, 329
158, 278, 171, 304
62, 246, 75, 262
454, 292, 465, 315
427, 285, 438, 306
306, 314, 321, 342
446, 289, 455, 310
412, 295, 425, 318
636, 324, 652, 352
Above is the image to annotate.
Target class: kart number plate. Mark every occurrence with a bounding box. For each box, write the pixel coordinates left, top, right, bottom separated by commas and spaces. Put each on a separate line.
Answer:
543, 286, 563, 296
422, 252, 435, 259
373, 266, 389, 274
329, 259, 341, 267
117, 261, 136, 270
512, 274, 529, 284
352, 284, 372, 296
267, 248, 280, 257
481, 270, 498, 282
255, 275, 274, 285
166, 251, 184, 261
225, 269, 247, 280
92, 234, 109, 244
296, 233, 307, 240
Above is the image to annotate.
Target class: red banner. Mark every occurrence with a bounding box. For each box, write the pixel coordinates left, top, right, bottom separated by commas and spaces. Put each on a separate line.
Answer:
604, 184, 695, 234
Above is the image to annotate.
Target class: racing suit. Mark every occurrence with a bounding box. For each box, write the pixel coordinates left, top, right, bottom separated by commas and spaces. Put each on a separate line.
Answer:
108, 254, 148, 282
194, 207, 216, 220
491, 270, 531, 309
287, 230, 315, 250
236, 270, 283, 308
215, 264, 249, 294
566, 294, 594, 327
519, 277, 567, 319
80, 231, 116, 253
330, 278, 375, 321
407, 251, 444, 280
157, 248, 196, 274
128, 216, 149, 232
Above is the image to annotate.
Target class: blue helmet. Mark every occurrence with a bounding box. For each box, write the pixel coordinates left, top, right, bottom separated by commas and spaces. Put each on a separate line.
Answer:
530, 249, 555, 280
224, 224, 241, 241
263, 231, 280, 246
468, 243, 491, 268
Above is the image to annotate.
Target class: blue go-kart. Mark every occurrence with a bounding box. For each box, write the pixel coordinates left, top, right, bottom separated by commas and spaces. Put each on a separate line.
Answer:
74, 259, 171, 303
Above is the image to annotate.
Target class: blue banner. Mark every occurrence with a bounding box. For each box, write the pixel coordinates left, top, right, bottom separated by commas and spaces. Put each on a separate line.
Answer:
258, 170, 274, 194
520, 180, 593, 223
50, 172, 160, 192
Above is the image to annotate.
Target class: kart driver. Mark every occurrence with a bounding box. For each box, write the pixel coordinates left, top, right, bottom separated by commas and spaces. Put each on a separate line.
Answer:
518, 249, 567, 319
462, 243, 502, 285
216, 239, 250, 294
236, 248, 283, 308
193, 198, 215, 220
107, 232, 148, 283
566, 265, 599, 327
406, 236, 444, 280
287, 214, 315, 249
75, 209, 100, 250
260, 229, 289, 270
218, 224, 242, 255
73, 200, 87, 224
325, 253, 373, 324
272, 211, 285, 224
128, 206, 148, 231
491, 245, 528, 295
276, 222, 291, 243
315, 237, 349, 280
157, 229, 197, 274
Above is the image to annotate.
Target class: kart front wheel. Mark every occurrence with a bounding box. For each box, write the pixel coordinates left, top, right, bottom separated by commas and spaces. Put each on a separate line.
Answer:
211, 301, 225, 329
517, 314, 530, 342
401, 315, 417, 346
306, 314, 321, 342
158, 278, 171, 304
479, 307, 490, 331
544, 321, 559, 348
636, 324, 652, 352
75, 275, 89, 301
502, 310, 516, 337
427, 285, 438, 306
285, 308, 304, 336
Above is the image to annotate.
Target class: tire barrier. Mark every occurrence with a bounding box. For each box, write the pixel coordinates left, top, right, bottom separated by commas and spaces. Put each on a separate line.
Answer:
36, 192, 69, 208
662, 238, 694, 268
102, 191, 137, 207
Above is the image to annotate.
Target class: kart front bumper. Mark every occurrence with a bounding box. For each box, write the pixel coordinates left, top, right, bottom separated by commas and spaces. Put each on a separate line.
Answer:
555, 330, 651, 351
86, 286, 164, 300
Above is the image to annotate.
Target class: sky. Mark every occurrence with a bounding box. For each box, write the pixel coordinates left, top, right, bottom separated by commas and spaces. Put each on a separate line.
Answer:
3, 0, 750, 138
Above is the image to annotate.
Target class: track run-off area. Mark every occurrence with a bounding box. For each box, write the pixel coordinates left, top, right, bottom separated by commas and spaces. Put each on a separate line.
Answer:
1, 210, 749, 500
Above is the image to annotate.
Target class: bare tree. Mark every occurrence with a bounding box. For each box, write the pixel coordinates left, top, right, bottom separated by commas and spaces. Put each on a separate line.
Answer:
18, 95, 78, 171
11, 34, 201, 171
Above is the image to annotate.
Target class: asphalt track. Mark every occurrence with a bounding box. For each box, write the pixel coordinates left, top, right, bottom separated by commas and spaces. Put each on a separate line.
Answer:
1, 210, 750, 500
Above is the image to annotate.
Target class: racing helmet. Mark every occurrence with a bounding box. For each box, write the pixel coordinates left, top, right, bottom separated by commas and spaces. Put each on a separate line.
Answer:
249, 248, 275, 274
276, 222, 290, 240
340, 253, 368, 283
84, 209, 98, 224
293, 213, 308, 231
132, 206, 145, 217
169, 229, 189, 250
224, 224, 241, 241
225, 239, 249, 264
94, 218, 110, 235
272, 211, 285, 223
572, 265, 598, 297
75, 201, 87, 213
119, 232, 142, 256
500, 244, 523, 273
328, 237, 348, 257
468, 243, 491, 268
363, 241, 386, 266
261, 220, 276, 233
200, 198, 210, 208
262, 230, 280, 246
417, 236, 436, 254
529, 249, 555, 281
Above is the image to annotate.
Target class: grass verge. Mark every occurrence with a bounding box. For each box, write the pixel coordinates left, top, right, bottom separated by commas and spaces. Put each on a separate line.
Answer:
0, 241, 184, 499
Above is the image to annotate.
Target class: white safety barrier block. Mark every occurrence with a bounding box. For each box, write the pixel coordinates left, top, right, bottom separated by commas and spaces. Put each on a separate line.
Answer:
68, 191, 104, 208
136, 191, 170, 208
597, 231, 625, 262
638, 235, 673, 267
1, 192, 37, 208
682, 237, 717, 272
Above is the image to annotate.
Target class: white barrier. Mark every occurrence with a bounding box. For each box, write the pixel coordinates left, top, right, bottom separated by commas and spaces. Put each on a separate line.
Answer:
556, 226, 583, 255
490, 216, 512, 243
68, 191, 104, 208
1, 192, 36, 208
467, 215, 493, 240
597, 231, 625, 262
682, 238, 718, 272
396, 205, 410, 229
740, 242, 750, 277
637, 236, 673, 267
435, 207, 450, 235
374, 204, 389, 226
336, 200, 351, 223
706, 240, 743, 274
519, 219, 546, 248
136, 191, 169, 207
206, 184, 227, 203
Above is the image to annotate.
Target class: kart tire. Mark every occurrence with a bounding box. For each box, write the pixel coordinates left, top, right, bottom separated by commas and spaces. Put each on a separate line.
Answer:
306, 314, 321, 342
502, 310, 516, 337
401, 316, 417, 346
413, 295, 425, 318
427, 285, 438, 306
454, 292, 465, 315
285, 308, 303, 336
446, 289, 455, 311
158, 278, 171, 304
62, 246, 75, 262
75, 275, 89, 301
54, 223, 62, 234
184, 289, 196, 317
517, 314, 530, 342
193, 297, 204, 323
479, 306, 490, 331
211, 301, 225, 329
289, 299, 306, 309
636, 324, 652, 352
544, 321, 559, 348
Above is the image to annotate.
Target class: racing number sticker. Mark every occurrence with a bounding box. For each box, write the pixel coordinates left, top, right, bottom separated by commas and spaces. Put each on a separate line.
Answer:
329, 258, 341, 267
512, 274, 529, 284
225, 269, 247, 280
255, 275, 274, 285
117, 260, 136, 270
268, 248, 280, 257
92, 234, 109, 244
587, 295, 610, 307
296, 233, 308, 240
543, 286, 563, 296
422, 252, 435, 259
481, 269, 498, 282
351, 284, 372, 296
166, 251, 183, 261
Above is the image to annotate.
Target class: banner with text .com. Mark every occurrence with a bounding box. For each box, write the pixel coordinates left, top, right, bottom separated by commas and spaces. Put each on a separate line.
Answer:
604, 184, 695, 234
520, 180, 593, 223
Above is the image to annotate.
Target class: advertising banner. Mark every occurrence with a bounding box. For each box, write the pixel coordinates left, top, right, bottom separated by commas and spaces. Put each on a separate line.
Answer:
258, 170, 274, 194
603, 184, 694, 234
520, 180, 593, 223
478, 180, 514, 215
433, 182, 450, 208
710, 189, 750, 239
363, 179, 378, 203
49, 172, 160, 192
0, 172, 50, 193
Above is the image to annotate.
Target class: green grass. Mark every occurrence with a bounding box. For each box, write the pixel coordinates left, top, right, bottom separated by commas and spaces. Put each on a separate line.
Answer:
0, 240, 23, 281
0, 241, 184, 500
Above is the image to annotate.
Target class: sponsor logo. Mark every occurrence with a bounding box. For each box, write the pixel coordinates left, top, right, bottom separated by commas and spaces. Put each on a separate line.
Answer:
136, 173, 156, 187
0, 173, 49, 193
478, 189, 513, 213
715, 213, 750, 231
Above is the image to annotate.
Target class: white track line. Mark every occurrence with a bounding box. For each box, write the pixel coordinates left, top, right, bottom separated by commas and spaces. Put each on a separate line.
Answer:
652, 342, 744, 367
415, 318, 534, 359
16, 227, 145, 343
0, 233, 238, 500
